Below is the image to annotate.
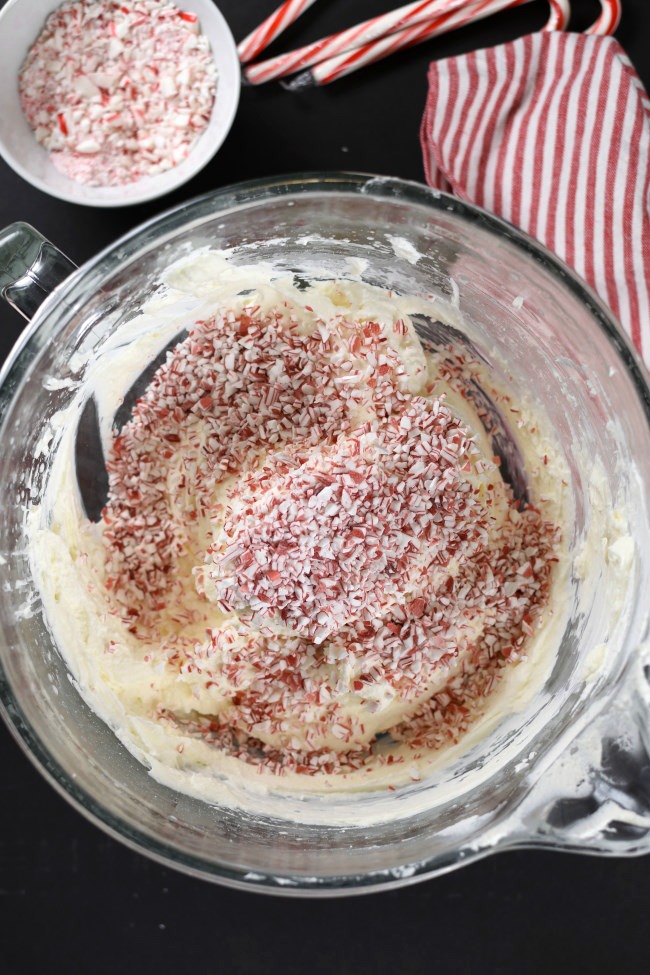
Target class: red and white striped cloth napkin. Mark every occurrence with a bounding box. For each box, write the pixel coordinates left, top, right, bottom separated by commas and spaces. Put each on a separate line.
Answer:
420, 31, 650, 368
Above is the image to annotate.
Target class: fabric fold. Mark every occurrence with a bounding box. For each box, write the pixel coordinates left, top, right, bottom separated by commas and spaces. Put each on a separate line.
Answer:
421, 32, 650, 367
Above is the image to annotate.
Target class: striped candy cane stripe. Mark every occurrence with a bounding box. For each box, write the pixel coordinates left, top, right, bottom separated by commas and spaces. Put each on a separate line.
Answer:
238, 0, 319, 65
308, 0, 568, 87
246, 0, 504, 84
585, 0, 622, 36
421, 30, 650, 366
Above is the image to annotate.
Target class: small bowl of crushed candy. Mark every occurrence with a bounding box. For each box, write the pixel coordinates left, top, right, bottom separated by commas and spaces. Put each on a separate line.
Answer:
0, 0, 240, 206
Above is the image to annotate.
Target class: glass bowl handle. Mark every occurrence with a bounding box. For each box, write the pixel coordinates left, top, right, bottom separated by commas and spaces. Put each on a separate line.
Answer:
503, 646, 650, 856
0, 222, 76, 321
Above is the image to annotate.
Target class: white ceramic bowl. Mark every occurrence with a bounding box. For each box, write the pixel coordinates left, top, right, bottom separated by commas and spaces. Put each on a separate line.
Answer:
0, 0, 241, 207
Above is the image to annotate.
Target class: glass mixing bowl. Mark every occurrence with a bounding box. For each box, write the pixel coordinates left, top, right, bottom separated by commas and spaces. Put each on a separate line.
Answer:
1, 174, 649, 895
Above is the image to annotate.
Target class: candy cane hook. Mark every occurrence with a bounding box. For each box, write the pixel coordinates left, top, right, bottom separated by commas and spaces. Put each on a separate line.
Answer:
584, 0, 622, 35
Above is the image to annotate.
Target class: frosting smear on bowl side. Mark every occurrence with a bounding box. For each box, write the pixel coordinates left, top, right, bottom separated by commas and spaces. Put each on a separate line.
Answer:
29, 252, 566, 805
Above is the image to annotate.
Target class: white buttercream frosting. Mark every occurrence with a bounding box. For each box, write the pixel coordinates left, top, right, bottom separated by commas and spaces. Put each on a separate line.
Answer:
26, 249, 636, 825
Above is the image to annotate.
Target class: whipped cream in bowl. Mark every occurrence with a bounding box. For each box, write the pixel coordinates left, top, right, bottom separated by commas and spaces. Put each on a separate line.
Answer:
1, 175, 649, 892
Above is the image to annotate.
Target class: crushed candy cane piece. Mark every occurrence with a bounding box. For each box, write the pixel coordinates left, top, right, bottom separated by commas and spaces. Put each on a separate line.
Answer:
97, 301, 561, 777
18, 0, 217, 187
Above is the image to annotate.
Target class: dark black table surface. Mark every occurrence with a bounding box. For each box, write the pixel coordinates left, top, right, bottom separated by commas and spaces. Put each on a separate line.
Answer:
2, 2, 649, 973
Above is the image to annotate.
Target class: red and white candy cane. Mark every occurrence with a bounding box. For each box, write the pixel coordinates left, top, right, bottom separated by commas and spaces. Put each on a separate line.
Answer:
246, 0, 510, 85
543, 0, 571, 30
238, 0, 320, 65
288, 0, 570, 88
585, 0, 621, 35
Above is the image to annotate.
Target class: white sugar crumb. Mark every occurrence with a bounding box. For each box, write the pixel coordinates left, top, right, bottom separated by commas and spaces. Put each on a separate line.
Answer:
389, 863, 418, 879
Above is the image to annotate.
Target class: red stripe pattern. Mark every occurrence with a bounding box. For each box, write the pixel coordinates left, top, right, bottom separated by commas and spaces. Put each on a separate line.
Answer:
245, 0, 510, 85
238, 0, 318, 65
307, 0, 531, 87
421, 32, 650, 367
